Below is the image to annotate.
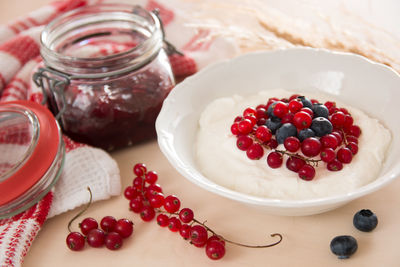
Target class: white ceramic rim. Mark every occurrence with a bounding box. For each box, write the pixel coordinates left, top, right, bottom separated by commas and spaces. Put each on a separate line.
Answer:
156, 47, 400, 209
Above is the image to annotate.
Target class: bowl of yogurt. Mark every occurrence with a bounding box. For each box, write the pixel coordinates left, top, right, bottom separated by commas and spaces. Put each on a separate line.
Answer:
156, 48, 400, 216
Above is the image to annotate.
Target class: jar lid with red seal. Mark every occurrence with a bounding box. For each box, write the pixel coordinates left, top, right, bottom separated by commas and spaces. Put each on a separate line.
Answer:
0, 100, 64, 219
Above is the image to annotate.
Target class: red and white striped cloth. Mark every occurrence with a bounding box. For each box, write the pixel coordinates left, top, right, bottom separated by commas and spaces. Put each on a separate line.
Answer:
0, 0, 237, 266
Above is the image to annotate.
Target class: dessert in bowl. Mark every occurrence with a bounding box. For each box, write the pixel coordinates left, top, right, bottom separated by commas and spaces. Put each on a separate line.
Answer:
155, 48, 400, 216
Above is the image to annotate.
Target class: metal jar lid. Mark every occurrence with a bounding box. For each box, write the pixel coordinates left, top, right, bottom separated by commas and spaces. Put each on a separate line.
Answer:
0, 100, 64, 219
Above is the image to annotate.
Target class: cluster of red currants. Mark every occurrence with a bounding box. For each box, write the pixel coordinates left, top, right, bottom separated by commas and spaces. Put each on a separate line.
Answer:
66, 189, 134, 251
231, 94, 361, 181
125, 163, 227, 260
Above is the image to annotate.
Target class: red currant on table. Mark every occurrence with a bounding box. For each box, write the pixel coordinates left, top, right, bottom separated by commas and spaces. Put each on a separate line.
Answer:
86, 228, 106, 248
114, 218, 134, 238
179, 208, 194, 223
149, 192, 165, 208
66, 232, 85, 251
190, 225, 209, 247
145, 171, 158, 184
179, 224, 192, 239
79, 217, 98, 235
164, 195, 181, 213
206, 240, 226, 260
133, 163, 147, 176
156, 214, 169, 227
100, 216, 117, 232
140, 206, 156, 222
168, 217, 182, 232
105, 232, 123, 250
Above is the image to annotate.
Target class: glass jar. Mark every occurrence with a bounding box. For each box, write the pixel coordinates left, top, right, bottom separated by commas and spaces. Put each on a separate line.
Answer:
0, 101, 64, 218
34, 4, 175, 151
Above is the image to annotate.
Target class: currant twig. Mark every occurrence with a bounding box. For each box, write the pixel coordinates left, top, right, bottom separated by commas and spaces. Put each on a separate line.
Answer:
68, 187, 92, 233
274, 149, 321, 166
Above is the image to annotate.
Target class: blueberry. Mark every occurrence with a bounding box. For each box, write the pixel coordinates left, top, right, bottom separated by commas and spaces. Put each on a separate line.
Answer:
298, 96, 313, 109
330, 235, 358, 259
275, 123, 297, 144
312, 103, 329, 119
298, 128, 316, 142
353, 209, 378, 232
310, 117, 332, 137
265, 118, 282, 134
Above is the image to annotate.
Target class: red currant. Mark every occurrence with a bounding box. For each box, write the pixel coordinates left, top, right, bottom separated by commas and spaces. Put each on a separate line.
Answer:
236, 135, 253, 151
320, 134, 338, 149
129, 199, 144, 213
268, 138, 278, 149
133, 176, 144, 190
246, 143, 264, 160
148, 192, 165, 208
79, 217, 98, 236
133, 163, 147, 177
244, 115, 257, 125
66, 232, 85, 251
234, 116, 242, 122
179, 208, 194, 223
301, 137, 321, 157
346, 135, 358, 144
255, 125, 272, 143
100, 216, 117, 233
205, 240, 226, 260
168, 217, 182, 232
140, 206, 156, 222
243, 107, 257, 117
300, 107, 313, 117
337, 147, 353, 164
230, 123, 239, 135
286, 157, 306, 172
330, 112, 346, 128
298, 164, 316, 181
347, 125, 361, 137
288, 99, 303, 113
207, 235, 225, 246
331, 131, 343, 145
179, 224, 191, 239
267, 152, 283, 168
156, 214, 169, 227
343, 115, 354, 129
114, 219, 134, 238
190, 225, 208, 247
273, 102, 289, 118
255, 107, 267, 120
105, 232, 123, 250
124, 186, 139, 200
324, 101, 336, 110
320, 148, 336, 163
293, 111, 312, 130
145, 171, 158, 184
238, 119, 253, 134
86, 229, 106, 248
347, 142, 359, 155
284, 136, 301, 152
327, 159, 343, 171
146, 183, 163, 194
164, 195, 181, 213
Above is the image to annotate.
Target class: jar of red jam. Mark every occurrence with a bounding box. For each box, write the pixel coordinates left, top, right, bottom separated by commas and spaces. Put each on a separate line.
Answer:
34, 4, 175, 151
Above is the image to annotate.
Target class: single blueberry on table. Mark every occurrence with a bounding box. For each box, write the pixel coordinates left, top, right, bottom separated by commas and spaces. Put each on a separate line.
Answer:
275, 123, 297, 144
330, 235, 358, 259
312, 103, 329, 119
298, 128, 316, 142
310, 117, 333, 137
265, 118, 282, 134
353, 209, 378, 232
297, 96, 313, 109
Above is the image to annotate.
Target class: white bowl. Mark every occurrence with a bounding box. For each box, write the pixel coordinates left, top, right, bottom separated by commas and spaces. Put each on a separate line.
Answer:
156, 48, 400, 216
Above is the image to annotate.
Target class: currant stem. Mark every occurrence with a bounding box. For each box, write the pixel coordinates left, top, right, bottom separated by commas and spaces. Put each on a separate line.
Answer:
155, 209, 283, 248
274, 149, 321, 166
67, 187, 92, 233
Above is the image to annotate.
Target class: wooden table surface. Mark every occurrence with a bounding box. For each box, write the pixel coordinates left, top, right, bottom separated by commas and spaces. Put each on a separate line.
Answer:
1, 1, 399, 266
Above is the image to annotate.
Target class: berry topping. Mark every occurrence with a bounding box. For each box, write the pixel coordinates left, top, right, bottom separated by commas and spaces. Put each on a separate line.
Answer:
330, 235, 358, 259
231, 94, 362, 180
353, 209, 378, 232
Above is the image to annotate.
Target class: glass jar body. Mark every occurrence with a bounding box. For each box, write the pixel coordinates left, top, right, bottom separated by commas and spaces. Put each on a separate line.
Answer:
37, 4, 175, 150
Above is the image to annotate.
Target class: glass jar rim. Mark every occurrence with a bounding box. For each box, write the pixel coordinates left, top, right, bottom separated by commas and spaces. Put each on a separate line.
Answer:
40, 4, 164, 77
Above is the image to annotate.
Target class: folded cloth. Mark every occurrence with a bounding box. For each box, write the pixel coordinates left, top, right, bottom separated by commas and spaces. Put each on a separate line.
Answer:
0, 0, 237, 266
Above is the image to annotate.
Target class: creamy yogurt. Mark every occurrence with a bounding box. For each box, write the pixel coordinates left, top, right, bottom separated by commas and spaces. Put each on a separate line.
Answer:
195, 89, 391, 200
